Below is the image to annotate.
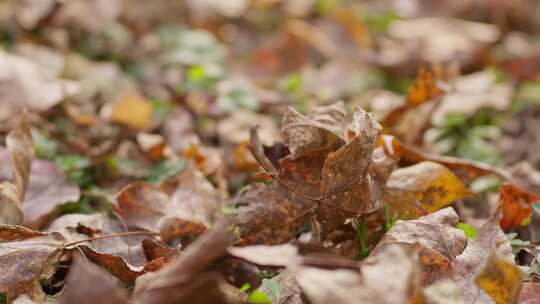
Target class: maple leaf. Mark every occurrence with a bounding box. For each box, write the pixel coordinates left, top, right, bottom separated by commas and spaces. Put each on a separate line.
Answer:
251, 104, 389, 230
0, 112, 34, 225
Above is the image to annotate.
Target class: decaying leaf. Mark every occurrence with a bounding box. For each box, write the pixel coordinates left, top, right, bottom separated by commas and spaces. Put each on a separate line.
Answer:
475, 251, 523, 304
384, 161, 470, 218
132, 219, 240, 304
0, 152, 81, 228
116, 166, 220, 244
373, 208, 467, 285
499, 182, 540, 230
61, 255, 128, 304
0, 231, 66, 302
0, 112, 34, 225
452, 208, 515, 303
232, 183, 315, 245
282, 102, 347, 160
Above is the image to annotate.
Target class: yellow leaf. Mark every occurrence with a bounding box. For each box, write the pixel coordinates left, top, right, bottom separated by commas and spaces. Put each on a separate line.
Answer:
384, 161, 470, 218
110, 92, 153, 129
475, 252, 523, 304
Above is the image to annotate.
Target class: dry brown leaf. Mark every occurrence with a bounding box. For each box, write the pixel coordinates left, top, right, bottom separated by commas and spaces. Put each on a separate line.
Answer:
232, 183, 315, 245
132, 219, 239, 304
0, 232, 66, 302
373, 208, 467, 286
0, 112, 34, 225
452, 209, 515, 303
116, 167, 220, 244
282, 102, 347, 160
60, 255, 128, 304
384, 161, 470, 219
518, 282, 540, 304
0, 152, 81, 228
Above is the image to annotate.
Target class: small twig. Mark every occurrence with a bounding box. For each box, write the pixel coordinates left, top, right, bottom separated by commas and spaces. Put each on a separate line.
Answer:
64, 231, 159, 248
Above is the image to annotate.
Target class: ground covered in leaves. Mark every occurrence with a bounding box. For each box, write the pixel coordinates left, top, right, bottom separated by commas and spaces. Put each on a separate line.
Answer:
1, 1, 540, 303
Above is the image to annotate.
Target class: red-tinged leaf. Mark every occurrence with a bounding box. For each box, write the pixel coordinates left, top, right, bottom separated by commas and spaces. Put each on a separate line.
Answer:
499, 183, 540, 230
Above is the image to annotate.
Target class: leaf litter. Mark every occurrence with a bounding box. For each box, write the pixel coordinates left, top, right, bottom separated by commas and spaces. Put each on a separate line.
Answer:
0, 1, 540, 304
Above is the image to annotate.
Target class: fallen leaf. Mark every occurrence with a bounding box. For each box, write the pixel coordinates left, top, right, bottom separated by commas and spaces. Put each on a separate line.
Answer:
109, 90, 153, 129
452, 208, 515, 303
282, 102, 347, 159
116, 166, 219, 244
0, 112, 34, 225
0, 232, 66, 302
475, 251, 523, 304
61, 254, 128, 304
373, 208, 467, 285
132, 219, 239, 304
232, 183, 315, 245
499, 182, 540, 230
0, 151, 81, 228
384, 161, 470, 218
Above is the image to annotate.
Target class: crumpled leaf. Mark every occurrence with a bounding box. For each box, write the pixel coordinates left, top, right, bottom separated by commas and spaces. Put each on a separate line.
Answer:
132, 219, 240, 304
0, 231, 66, 302
255, 105, 386, 227
410, 280, 464, 304
499, 182, 540, 230
60, 254, 128, 304
46, 213, 154, 282
116, 166, 220, 244
373, 208, 467, 286
384, 161, 470, 219
0, 151, 81, 228
232, 183, 315, 245
452, 208, 515, 303
0, 112, 34, 225
475, 251, 523, 304
282, 102, 347, 160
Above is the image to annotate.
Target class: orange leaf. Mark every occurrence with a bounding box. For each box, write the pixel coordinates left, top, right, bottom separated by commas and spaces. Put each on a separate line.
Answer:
500, 183, 540, 230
